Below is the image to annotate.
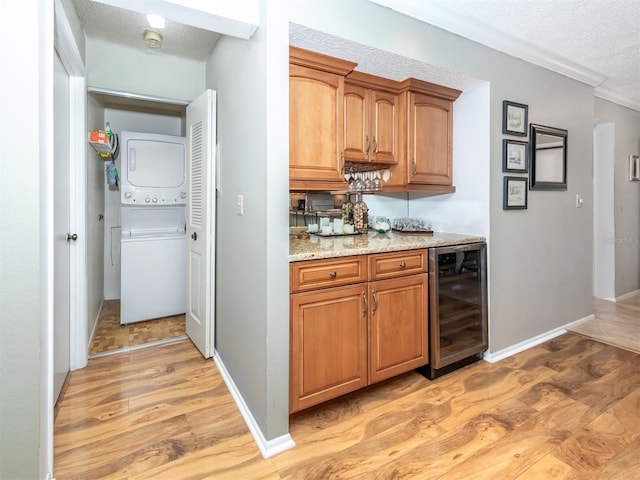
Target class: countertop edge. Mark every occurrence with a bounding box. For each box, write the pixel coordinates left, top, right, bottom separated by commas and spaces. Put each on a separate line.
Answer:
289, 232, 486, 262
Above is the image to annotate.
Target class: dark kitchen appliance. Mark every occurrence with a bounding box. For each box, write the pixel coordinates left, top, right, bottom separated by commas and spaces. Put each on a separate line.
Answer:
419, 242, 488, 379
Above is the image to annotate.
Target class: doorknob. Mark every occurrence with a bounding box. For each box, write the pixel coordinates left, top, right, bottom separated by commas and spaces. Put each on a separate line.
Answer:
191, 232, 197, 241
67, 233, 78, 241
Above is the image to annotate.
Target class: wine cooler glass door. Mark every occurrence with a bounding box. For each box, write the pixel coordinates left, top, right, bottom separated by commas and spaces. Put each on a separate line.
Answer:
429, 243, 488, 370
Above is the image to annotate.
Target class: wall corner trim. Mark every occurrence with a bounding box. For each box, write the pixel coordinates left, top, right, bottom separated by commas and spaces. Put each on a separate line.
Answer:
483, 314, 595, 363
214, 351, 296, 458
595, 86, 640, 112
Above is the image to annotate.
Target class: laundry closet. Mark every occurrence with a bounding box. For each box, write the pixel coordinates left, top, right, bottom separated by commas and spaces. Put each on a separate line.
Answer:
84, 36, 209, 344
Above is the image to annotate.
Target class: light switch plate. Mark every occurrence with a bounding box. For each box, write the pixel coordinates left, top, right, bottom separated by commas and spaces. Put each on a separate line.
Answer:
237, 194, 244, 215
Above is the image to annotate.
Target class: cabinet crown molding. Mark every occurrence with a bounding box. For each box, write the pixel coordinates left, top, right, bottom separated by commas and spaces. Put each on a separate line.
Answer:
290, 46, 357, 76
345, 71, 402, 93
399, 78, 461, 101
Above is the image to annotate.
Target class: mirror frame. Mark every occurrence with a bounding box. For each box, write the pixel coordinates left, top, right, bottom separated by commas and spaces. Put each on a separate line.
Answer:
529, 124, 568, 190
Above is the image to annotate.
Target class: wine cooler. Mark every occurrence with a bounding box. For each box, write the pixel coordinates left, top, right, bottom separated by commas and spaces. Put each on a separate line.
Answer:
422, 242, 488, 379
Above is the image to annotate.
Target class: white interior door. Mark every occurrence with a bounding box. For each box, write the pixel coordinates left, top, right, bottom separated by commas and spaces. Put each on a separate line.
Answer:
186, 90, 216, 358
53, 50, 71, 402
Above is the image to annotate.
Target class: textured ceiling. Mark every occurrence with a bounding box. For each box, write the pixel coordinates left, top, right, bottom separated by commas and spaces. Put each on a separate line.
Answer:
72, 0, 220, 61
384, 0, 640, 108
73, 0, 639, 109
289, 23, 484, 92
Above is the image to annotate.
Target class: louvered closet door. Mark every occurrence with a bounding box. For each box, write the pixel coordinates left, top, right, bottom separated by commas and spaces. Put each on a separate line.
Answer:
186, 90, 216, 358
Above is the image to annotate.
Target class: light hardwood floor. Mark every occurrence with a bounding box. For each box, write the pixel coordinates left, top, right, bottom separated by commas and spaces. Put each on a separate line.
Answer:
568, 294, 640, 355
55, 317, 640, 479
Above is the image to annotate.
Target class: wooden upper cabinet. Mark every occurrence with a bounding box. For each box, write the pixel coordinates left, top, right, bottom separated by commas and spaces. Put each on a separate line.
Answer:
289, 47, 357, 192
343, 71, 399, 165
408, 92, 453, 185
386, 78, 461, 193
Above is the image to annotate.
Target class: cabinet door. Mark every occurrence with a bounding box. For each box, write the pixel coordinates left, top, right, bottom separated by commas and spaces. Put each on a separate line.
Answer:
407, 92, 453, 185
290, 284, 368, 413
343, 83, 369, 163
369, 274, 428, 384
290, 64, 346, 185
370, 90, 398, 165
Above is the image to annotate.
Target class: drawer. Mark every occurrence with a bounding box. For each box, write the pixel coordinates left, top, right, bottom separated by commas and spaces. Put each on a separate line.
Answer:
368, 249, 427, 280
291, 256, 368, 293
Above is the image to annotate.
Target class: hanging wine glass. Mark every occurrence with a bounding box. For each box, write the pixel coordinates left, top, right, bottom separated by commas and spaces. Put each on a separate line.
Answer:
354, 172, 364, 192
373, 170, 382, 191
363, 171, 373, 191
347, 170, 356, 192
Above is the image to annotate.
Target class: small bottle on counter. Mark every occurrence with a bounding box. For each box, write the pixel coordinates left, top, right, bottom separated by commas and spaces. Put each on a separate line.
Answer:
353, 193, 368, 233
341, 194, 354, 225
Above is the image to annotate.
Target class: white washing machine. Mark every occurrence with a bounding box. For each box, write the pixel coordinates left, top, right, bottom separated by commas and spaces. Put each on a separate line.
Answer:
120, 206, 186, 324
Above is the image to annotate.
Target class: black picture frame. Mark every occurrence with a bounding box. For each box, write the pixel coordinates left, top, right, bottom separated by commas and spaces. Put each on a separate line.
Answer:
529, 123, 568, 190
503, 176, 528, 210
502, 139, 528, 173
502, 100, 528, 136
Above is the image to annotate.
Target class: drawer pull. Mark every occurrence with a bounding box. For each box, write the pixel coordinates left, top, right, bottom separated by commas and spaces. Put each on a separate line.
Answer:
399, 262, 407, 268
329, 271, 337, 278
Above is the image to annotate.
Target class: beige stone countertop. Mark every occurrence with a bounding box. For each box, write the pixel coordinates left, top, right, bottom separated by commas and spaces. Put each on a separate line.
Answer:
289, 229, 485, 262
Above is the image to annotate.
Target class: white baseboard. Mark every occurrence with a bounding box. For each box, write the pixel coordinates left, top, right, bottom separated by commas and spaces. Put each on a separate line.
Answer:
213, 350, 296, 458
483, 313, 595, 364
616, 289, 640, 302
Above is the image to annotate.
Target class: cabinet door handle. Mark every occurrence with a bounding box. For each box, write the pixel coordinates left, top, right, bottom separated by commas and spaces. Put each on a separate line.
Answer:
362, 291, 368, 317
365, 135, 370, 154
373, 137, 378, 154
340, 152, 345, 173
411, 158, 417, 176
399, 262, 406, 268
329, 271, 337, 279
372, 290, 378, 315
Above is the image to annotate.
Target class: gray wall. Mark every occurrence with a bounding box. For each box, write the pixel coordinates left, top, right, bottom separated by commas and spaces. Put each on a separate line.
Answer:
289, 0, 595, 353
205, 0, 290, 441
86, 38, 206, 101
595, 98, 640, 297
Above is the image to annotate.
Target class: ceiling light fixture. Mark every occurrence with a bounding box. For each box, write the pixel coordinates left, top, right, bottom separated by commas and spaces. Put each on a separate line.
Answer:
147, 14, 165, 29
143, 30, 163, 49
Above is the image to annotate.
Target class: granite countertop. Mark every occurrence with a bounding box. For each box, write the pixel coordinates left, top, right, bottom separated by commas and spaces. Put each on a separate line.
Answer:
289, 229, 486, 262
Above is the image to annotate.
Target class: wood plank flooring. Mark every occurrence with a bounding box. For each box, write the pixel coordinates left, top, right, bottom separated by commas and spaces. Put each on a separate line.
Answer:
568, 294, 640, 354
56, 318, 640, 478
90, 300, 186, 355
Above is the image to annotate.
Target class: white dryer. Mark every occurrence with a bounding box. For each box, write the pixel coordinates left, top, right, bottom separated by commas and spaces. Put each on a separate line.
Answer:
120, 207, 186, 325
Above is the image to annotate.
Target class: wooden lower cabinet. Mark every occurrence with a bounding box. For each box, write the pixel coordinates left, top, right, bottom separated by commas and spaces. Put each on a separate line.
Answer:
290, 284, 368, 413
290, 250, 429, 412
368, 274, 428, 384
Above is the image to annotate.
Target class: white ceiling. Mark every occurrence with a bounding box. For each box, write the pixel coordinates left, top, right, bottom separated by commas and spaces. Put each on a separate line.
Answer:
72, 0, 640, 110
372, 0, 640, 110
72, 0, 221, 61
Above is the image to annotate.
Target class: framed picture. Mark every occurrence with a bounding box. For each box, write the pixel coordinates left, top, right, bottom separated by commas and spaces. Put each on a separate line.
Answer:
529, 123, 568, 190
502, 100, 528, 136
629, 155, 640, 181
503, 139, 528, 173
503, 176, 528, 210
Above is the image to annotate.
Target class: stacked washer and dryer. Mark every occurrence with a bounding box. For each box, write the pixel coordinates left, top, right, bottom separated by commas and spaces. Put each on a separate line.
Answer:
118, 131, 187, 325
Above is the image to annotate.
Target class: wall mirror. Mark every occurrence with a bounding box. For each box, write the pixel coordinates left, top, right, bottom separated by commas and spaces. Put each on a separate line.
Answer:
529, 124, 568, 190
